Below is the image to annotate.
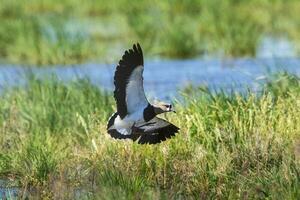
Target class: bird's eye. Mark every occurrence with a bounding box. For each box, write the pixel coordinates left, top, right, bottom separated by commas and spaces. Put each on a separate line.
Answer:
165, 104, 171, 109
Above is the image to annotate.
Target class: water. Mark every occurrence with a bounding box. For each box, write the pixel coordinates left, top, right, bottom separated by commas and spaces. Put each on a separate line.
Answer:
0, 180, 19, 199
256, 35, 297, 58
0, 57, 300, 101
1, 30, 299, 101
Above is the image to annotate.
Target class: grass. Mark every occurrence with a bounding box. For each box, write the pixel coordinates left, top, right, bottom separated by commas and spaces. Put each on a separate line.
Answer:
0, 0, 300, 65
0, 73, 299, 199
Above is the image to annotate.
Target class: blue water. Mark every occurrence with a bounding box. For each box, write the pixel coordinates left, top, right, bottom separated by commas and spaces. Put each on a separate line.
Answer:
0, 57, 300, 101
0, 180, 18, 199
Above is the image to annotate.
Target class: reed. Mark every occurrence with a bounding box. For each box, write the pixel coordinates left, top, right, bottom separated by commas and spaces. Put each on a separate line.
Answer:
0, 0, 300, 65
0, 73, 299, 199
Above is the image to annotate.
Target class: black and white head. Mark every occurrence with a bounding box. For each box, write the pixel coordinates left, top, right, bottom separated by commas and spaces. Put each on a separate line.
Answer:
153, 100, 175, 114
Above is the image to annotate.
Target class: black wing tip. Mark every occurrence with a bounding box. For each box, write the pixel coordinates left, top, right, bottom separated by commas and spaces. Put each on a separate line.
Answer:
136, 42, 143, 58
118, 42, 143, 66
137, 124, 180, 145
133, 42, 142, 53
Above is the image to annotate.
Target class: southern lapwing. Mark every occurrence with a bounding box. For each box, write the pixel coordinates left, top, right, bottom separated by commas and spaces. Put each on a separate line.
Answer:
107, 43, 179, 144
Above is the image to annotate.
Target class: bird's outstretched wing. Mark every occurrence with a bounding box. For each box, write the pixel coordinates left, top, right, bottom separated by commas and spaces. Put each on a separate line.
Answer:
133, 117, 179, 144
114, 43, 149, 119
107, 114, 179, 145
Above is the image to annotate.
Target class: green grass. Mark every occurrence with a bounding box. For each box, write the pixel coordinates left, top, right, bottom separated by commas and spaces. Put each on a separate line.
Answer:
0, 73, 299, 199
1, 0, 300, 65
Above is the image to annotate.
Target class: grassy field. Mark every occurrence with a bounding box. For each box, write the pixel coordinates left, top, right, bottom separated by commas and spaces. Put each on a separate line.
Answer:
0, 73, 299, 199
0, 0, 300, 65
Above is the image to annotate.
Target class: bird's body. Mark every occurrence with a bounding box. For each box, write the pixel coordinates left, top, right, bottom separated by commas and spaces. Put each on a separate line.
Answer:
112, 107, 145, 135
107, 43, 179, 144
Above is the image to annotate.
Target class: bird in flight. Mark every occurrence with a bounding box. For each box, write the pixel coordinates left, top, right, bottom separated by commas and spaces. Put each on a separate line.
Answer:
107, 43, 179, 144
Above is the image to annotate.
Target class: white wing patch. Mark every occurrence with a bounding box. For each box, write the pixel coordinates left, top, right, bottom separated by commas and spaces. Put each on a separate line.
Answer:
118, 128, 131, 135
114, 115, 132, 135
125, 65, 148, 114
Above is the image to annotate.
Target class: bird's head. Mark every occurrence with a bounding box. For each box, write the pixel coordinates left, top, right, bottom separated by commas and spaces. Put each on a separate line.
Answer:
153, 100, 176, 114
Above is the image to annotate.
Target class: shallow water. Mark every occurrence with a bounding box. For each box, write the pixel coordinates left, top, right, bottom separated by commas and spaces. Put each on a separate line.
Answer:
0, 57, 300, 101
0, 180, 19, 199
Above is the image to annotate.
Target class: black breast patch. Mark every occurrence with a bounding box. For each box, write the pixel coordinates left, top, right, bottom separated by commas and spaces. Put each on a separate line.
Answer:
143, 104, 155, 122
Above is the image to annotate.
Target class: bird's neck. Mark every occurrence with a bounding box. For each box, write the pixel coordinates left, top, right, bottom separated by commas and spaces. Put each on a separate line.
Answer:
143, 104, 156, 121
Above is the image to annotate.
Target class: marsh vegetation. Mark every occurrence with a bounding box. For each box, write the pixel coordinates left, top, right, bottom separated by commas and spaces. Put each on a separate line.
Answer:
0, 1, 300, 199
0, 74, 299, 199
1, 0, 300, 65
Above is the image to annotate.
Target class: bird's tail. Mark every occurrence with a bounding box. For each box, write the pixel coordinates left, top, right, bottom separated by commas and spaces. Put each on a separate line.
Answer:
107, 112, 140, 140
